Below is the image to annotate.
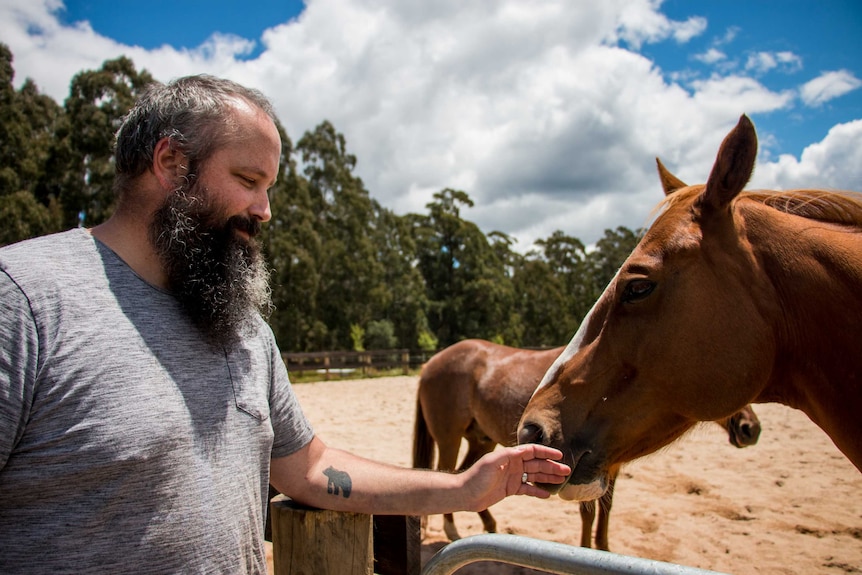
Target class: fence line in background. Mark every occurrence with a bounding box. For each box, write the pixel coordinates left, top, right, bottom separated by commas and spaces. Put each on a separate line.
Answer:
282, 349, 436, 379
282, 346, 557, 380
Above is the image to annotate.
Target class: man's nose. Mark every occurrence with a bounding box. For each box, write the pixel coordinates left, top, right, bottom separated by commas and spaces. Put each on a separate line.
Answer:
250, 190, 271, 223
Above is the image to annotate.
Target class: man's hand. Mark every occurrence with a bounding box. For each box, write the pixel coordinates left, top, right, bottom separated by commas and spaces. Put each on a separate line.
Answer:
460, 444, 571, 512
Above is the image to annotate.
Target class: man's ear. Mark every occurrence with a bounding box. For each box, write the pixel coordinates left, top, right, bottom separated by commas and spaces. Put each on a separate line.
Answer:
152, 137, 189, 191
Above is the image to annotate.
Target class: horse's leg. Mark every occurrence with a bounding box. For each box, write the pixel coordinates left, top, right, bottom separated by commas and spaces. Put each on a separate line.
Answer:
457, 427, 498, 534
412, 397, 435, 540
436, 433, 466, 541
441, 517, 458, 541
477, 509, 496, 534
594, 470, 618, 551
578, 499, 596, 547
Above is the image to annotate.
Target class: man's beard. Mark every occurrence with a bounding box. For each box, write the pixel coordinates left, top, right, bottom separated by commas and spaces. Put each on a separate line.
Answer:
149, 184, 273, 350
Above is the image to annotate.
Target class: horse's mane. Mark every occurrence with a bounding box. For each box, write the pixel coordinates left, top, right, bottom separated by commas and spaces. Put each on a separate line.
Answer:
746, 189, 862, 227
656, 186, 862, 228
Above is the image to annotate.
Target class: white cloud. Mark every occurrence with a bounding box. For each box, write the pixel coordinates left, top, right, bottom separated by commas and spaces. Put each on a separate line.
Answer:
745, 51, 803, 75
719, 26, 739, 45
695, 48, 726, 65
752, 120, 862, 192
799, 70, 862, 107
689, 75, 795, 120
0, 0, 857, 251
670, 16, 707, 43
614, 0, 706, 49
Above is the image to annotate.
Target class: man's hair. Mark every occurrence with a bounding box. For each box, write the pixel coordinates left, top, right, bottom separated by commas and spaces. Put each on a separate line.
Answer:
113, 74, 277, 193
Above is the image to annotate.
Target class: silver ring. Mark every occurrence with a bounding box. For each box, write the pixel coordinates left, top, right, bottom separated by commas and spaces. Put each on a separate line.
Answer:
521, 472, 528, 484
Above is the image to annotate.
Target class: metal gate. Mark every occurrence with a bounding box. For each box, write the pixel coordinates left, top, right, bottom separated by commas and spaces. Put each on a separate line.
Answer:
420, 533, 730, 575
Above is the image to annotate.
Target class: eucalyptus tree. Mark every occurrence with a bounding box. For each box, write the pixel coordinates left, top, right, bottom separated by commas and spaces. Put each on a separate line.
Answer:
259, 123, 328, 352
586, 225, 642, 302
511, 255, 571, 348
0, 45, 60, 196
296, 121, 386, 350
413, 188, 516, 346
48, 57, 154, 228
370, 206, 431, 350
518, 226, 641, 346
487, 230, 523, 279
534, 230, 591, 324
0, 43, 25, 195
0, 190, 63, 247
0, 43, 64, 245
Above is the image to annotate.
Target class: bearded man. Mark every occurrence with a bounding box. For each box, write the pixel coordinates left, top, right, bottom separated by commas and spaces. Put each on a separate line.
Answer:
0, 75, 568, 574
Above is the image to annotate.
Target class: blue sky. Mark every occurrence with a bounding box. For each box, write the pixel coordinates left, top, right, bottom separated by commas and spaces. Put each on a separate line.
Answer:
643, 0, 861, 156
4, 0, 861, 249
56, 0, 862, 158
59, 0, 305, 59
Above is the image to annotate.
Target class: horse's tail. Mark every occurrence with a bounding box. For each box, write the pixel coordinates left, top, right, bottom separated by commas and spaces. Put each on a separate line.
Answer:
412, 395, 435, 470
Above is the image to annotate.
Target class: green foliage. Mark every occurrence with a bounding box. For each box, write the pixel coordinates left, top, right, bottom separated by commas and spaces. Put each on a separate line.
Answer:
0, 45, 63, 214
364, 319, 397, 350
260, 124, 325, 352
0, 45, 646, 354
0, 191, 62, 247
513, 258, 572, 346
417, 329, 438, 352
296, 120, 387, 350
349, 324, 365, 352
412, 188, 518, 347
55, 56, 155, 227
587, 226, 642, 293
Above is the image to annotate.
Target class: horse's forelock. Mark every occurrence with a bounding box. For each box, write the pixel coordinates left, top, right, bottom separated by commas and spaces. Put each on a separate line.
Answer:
648, 186, 703, 222
668, 185, 704, 206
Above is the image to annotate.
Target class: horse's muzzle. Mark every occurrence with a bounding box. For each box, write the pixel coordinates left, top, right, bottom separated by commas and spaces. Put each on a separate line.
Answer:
557, 475, 609, 501
519, 422, 610, 500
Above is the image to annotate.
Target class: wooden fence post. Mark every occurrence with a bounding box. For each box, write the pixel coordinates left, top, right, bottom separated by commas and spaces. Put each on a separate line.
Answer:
401, 351, 410, 374
373, 514, 422, 575
270, 495, 373, 575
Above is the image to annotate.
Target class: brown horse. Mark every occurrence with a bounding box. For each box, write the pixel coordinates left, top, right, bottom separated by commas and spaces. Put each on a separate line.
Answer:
518, 115, 862, 504
413, 339, 762, 549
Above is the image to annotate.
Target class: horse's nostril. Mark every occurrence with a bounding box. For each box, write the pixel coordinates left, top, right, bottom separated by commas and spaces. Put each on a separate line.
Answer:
518, 423, 544, 446
749, 423, 761, 441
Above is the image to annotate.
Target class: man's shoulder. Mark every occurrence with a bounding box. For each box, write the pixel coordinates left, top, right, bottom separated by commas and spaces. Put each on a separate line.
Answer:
0, 229, 98, 287
1, 228, 89, 260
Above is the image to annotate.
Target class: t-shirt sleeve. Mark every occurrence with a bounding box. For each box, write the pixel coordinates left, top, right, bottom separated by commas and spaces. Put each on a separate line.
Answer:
0, 269, 39, 471
267, 332, 314, 459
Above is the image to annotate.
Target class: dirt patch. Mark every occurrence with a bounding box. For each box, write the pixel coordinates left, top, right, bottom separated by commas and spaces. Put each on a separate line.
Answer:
267, 375, 862, 574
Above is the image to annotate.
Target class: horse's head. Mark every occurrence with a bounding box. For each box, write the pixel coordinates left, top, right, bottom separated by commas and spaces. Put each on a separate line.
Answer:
518, 115, 779, 501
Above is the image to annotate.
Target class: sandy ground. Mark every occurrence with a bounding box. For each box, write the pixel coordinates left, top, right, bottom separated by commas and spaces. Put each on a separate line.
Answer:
267, 375, 862, 575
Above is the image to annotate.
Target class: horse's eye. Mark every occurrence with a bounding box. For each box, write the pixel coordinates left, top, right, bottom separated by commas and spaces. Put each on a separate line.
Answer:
622, 279, 656, 303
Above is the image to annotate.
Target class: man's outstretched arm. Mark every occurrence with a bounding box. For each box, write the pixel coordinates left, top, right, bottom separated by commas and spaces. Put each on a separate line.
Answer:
270, 435, 570, 515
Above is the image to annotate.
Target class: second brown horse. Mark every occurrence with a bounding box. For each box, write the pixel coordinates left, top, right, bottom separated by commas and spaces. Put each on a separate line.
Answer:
412, 338, 761, 549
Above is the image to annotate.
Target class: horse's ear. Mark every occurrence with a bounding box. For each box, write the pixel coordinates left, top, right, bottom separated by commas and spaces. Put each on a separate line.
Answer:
656, 158, 687, 196
698, 115, 757, 212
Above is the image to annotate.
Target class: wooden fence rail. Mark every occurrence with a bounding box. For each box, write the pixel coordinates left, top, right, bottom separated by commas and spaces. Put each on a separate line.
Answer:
282, 349, 436, 380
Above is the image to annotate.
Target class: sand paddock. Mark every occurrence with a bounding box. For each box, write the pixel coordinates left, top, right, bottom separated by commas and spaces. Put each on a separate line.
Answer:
266, 375, 861, 574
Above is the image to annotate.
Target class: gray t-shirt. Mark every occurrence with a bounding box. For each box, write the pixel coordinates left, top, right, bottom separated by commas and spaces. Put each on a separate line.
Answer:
0, 228, 315, 574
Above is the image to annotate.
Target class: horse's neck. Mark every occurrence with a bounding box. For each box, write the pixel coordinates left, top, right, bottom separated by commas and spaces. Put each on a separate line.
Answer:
747, 205, 862, 348
746, 209, 862, 469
